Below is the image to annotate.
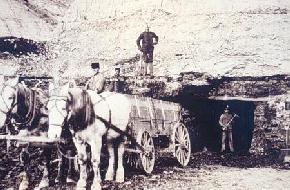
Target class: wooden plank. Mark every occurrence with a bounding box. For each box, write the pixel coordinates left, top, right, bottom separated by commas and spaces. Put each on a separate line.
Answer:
0, 135, 61, 144
208, 96, 272, 102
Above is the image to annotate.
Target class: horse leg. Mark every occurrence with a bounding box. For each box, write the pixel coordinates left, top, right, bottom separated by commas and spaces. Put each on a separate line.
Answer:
74, 138, 88, 190
105, 140, 115, 181
67, 150, 77, 183
36, 148, 51, 189
115, 140, 125, 183
19, 147, 30, 189
90, 137, 102, 190
55, 151, 68, 183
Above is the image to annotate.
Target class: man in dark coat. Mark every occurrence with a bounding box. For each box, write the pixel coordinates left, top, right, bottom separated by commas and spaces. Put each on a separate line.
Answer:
108, 67, 125, 93
219, 105, 235, 152
136, 26, 158, 77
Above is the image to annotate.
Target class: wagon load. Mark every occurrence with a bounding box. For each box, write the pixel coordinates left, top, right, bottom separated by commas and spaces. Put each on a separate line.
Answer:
124, 95, 191, 174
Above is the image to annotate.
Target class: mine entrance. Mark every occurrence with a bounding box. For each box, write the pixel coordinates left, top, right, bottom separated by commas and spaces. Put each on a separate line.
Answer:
180, 97, 255, 153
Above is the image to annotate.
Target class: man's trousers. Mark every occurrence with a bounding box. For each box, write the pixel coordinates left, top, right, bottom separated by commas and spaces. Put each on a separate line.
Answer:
221, 130, 234, 152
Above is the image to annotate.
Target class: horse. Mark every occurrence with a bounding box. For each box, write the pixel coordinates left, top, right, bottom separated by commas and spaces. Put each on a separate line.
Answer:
0, 77, 75, 189
47, 82, 131, 190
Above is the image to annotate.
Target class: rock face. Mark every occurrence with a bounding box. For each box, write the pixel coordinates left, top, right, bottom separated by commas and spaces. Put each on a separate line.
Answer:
52, 0, 290, 78
99, 73, 290, 154
2, 0, 289, 78
1, 0, 290, 154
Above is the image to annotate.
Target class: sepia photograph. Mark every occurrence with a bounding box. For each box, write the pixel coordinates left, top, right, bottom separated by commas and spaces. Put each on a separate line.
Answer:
0, 0, 290, 189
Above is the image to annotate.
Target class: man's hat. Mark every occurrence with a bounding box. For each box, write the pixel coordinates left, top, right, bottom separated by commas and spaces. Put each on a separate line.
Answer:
225, 105, 230, 111
115, 66, 120, 71
145, 25, 150, 31
91, 62, 100, 69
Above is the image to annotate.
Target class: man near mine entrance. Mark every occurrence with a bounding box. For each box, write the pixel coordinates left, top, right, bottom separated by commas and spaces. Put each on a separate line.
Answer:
108, 66, 125, 93
219, 105, 235, 153
136, 26, 158, 77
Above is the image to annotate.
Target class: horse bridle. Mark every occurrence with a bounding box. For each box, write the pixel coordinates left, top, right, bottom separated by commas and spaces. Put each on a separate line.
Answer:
0, 85, 17, 114
0, 85, 18, 133
47, 95, 71, 128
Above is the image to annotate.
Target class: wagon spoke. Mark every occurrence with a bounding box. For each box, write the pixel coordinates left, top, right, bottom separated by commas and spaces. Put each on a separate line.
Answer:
180, 150, 184, 165
179, 126, 184, 139
176, 147, 181, 158
146, 157, 151, 170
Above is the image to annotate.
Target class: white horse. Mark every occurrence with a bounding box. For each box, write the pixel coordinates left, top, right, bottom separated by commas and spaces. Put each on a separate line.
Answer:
47, 82, 131, 190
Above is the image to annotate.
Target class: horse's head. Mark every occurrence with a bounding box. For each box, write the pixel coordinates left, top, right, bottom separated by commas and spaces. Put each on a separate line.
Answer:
0, 77, 19, 128
47, 80, 93, 139
47, 82, 70, 139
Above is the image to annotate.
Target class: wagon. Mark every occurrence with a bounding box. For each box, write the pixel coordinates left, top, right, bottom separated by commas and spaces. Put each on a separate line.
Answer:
123, 95, 191, 174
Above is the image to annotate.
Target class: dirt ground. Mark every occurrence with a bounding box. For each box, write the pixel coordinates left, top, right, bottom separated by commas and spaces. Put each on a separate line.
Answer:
108, 153, 290, 190
1, 145, 289, 190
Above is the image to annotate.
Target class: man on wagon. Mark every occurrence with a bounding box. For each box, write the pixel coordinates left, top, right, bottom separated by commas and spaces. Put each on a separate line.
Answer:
108, 66, 125, 93
136, 26, 158, 77
219, 105, 235, 153
86, 62, 106, 93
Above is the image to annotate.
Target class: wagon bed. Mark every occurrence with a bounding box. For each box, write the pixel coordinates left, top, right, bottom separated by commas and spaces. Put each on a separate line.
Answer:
124, 95, 191, 173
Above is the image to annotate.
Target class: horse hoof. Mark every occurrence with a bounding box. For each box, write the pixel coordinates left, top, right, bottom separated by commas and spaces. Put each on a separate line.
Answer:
91, 183, 101, 190
115, 169, 124, 182
76, 186, 87, 190
105, 175, 113, 181
76, 182, 86, 190
115, 176, 124, 183
35, 179, 49, 190
55, 178, 60, 184
67, 177, 77, 184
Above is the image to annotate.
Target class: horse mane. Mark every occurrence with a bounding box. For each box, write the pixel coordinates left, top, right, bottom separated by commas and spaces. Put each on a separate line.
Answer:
16, 83, 44, 131
16, 83, 32, 119
68, 88, 95, 132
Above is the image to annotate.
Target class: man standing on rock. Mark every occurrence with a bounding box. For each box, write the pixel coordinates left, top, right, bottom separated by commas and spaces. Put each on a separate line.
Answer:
136, 26, 158, 77
86, 62, 106, 93
219, 105, 235, 153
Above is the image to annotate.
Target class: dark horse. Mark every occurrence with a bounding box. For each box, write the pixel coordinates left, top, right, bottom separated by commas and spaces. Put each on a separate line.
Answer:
0, 77, 75, 189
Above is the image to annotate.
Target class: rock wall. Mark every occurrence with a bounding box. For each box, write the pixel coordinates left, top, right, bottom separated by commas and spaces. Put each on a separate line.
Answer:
251, 99, 289, 154
120, 74, 290, 154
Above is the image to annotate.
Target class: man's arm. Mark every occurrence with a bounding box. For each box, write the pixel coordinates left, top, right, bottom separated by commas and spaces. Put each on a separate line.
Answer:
136, 33, 143, 50
219, 114, 226, 130
96, 75, 106, 93
85, 78, 92, 90
219, 115, 224, 126
152, 32, 158, 45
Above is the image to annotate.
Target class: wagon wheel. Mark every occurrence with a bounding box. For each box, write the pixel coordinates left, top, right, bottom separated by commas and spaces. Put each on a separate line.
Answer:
137, 130, 155, 174
172, 123, 191, 166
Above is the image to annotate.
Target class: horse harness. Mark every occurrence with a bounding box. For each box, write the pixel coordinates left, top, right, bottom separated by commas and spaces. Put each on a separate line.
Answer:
56, 91, 145, 158
15, 85, 37, 130
0, 84, 37, 133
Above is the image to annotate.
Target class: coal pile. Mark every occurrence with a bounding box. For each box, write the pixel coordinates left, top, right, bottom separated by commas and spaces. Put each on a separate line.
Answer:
0, 36, 46, 58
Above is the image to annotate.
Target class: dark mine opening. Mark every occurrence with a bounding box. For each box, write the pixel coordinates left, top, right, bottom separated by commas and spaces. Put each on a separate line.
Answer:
0, 36, 46, 58
178, 96, 255, 154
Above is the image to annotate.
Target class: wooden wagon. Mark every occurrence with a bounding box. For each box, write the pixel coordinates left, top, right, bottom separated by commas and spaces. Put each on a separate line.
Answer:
124, 95, 191, 174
